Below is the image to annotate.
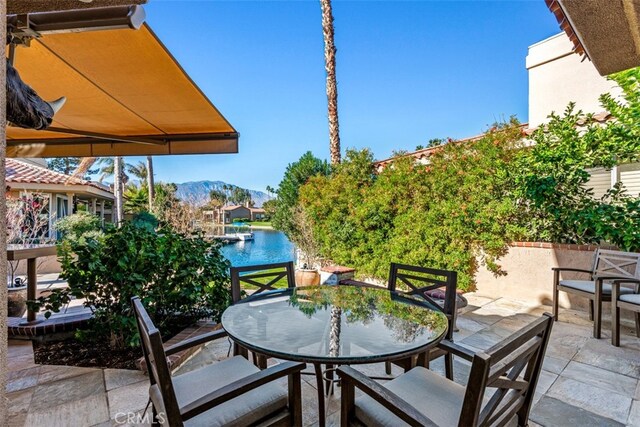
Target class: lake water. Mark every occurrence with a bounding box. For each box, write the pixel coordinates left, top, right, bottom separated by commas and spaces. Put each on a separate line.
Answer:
220, 227, 295, 267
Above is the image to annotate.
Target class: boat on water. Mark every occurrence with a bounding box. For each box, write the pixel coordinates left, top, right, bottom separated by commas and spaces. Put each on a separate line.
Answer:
233, 232, 254, 241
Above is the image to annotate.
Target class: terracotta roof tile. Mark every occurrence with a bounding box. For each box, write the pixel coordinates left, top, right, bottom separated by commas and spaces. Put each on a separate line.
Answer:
6, 159, 112, 192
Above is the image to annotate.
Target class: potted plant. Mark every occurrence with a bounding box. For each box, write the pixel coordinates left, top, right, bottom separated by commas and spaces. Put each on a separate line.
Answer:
7, 274, 27, 317
290, 206, 321, 286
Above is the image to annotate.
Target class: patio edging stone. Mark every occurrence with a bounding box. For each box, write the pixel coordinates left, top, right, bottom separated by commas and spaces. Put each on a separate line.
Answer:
136, 321, 222, 374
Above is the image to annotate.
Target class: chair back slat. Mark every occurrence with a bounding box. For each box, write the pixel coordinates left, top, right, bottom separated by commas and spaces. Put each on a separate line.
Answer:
593, 249, 640, 280
132, 297, 183, 426
459, 313, 554, 427
231, 261, 296, 303
388, 263, 458, 339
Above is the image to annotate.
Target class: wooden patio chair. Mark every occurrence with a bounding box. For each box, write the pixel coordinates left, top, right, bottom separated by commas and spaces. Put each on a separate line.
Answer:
342, 263, 459, 379
611, 279, 640, 346
337, 313, 554, 427
131, 297, 304, 427
552, 248, 640, 338
230, 261, 296, 368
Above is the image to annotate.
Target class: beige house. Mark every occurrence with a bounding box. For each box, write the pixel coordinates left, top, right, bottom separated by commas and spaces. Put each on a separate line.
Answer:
215, 205, 252, 224
249, 208, 266, 221
526, 33, 640, 198
6, 158, 115, 240
205, 205, 267, 224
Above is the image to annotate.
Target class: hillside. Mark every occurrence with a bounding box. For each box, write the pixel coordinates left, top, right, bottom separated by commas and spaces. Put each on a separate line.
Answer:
175, 180, 272, 207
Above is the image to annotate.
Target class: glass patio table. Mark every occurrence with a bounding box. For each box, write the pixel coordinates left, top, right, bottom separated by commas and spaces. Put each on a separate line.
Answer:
221, 284, 448, 427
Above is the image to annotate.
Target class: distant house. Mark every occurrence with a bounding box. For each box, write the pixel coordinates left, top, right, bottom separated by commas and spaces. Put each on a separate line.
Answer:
205, 205, 268, 224
249, 208, 266, 221
6, 158, 115, 240
214, 205, 251, 224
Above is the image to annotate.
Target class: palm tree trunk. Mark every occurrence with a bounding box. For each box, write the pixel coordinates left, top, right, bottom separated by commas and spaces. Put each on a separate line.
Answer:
146, 155, 155, 210
114, 156, 124, 225
320, 0, 341, 165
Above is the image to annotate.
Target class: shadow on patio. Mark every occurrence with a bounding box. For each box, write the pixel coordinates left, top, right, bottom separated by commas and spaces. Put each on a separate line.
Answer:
7, 293, 640, 426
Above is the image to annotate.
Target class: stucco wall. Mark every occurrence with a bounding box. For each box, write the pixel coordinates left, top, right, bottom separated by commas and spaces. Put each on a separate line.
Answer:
475, 243, 597, 310
526, 33, 622, 128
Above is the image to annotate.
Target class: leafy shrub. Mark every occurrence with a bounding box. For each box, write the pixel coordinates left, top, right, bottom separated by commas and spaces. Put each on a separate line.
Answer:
34, 221, 230, 349
300, 123, 525, 291
272, 151, 331, 241
515, 68, 640, 251
55, 211, 103, 240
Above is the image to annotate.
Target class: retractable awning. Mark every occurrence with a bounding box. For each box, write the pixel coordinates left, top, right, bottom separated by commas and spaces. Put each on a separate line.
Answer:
6, 13, 238, 158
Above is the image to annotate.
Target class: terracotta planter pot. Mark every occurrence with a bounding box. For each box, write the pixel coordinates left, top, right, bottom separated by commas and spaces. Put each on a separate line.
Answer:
295, 269, 320, 286
8, 285, 28, 317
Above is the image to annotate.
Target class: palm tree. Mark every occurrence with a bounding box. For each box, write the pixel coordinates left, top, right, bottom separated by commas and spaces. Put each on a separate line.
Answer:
126, 161, 148, 185
320, 0, 341, 165
147, 156, 155, 210
95, 157, 129, 184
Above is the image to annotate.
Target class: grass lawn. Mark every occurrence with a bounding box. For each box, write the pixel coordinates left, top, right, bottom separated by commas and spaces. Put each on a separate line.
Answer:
240, 267, 290, 290
233, 221, 272, 227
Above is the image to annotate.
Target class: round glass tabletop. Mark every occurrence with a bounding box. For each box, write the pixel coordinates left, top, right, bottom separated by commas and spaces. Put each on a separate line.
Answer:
221, 285, 449, 364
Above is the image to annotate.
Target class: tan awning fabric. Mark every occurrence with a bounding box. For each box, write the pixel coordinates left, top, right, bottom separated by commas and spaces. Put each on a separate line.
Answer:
7, 23, 238, 158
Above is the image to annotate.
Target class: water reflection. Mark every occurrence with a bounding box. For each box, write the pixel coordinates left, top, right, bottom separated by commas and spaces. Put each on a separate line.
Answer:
289, 286, 447, 344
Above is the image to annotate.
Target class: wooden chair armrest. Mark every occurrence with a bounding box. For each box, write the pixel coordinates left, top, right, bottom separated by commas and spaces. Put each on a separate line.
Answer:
165, 328, 228, 356
437, 339, 475, 361
594, 275, 639, 283
612, 278, 640, 285
552, 267, 592, 274
181, 361, 306, 421
337, 366, 439, 427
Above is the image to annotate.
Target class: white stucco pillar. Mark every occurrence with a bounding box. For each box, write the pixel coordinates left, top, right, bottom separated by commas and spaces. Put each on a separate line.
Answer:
100, 200, 105, 222
66, 193, 74, 216
91, 198, 97, 214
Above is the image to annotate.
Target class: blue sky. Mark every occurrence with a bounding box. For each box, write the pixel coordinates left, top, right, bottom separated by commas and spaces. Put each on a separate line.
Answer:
127, 0, 561, 192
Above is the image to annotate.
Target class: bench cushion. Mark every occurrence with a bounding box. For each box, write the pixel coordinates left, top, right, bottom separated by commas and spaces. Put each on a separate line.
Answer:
355, 366, 465, 427
559, 280, 636, 295
619, 294, 640, 306
150, 356, 288, 427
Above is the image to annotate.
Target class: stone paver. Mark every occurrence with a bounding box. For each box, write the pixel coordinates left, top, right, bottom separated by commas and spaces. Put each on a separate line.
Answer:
561, 361, 638, 397
531, 396, 625, 427
542, 355, 570, 375
628, 400, 640, 426
547, 377, 632, 423
104, 369, 147, 391
6, 294, 640, 426
107, 380, 149, 420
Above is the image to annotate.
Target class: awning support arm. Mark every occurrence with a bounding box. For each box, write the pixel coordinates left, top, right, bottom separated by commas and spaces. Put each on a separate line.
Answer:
46, 127, 167, 146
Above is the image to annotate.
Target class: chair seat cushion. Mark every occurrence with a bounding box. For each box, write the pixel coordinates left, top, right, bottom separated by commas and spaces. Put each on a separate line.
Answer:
151, 356, 288, 427
355, 366, 465, 427
619, 293, 640, 305
559, 280, 636, 295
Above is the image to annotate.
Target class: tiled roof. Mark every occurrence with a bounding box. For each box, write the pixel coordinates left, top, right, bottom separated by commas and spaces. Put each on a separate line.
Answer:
545, 0, 586, 57
6, 159, 112, 192
221, 205, 249, 211
374, 113, 612, 171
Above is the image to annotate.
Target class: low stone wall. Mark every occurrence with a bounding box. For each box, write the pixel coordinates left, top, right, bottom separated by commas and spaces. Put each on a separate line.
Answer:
474, 242, 611, 310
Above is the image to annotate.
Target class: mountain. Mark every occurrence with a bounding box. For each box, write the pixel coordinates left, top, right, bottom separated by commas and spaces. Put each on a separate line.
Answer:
175, 181, 272, 208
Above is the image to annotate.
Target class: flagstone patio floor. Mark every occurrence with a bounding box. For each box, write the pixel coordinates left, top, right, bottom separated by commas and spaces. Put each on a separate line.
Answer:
7, 293, 640, 426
